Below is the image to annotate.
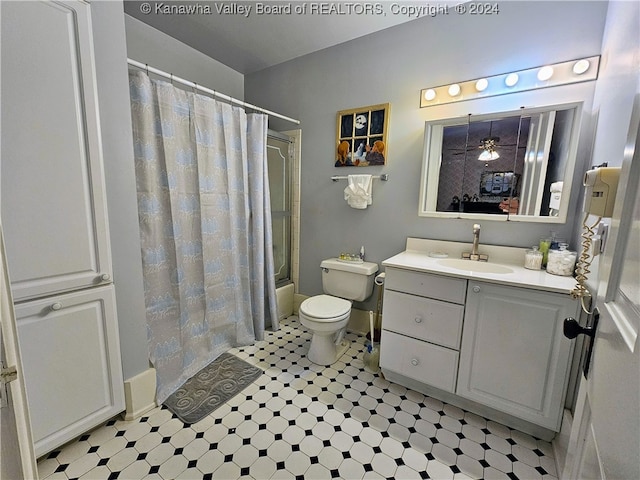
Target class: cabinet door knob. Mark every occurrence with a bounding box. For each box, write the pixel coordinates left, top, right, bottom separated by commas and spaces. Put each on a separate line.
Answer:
51, 302, 62, 311
411, 358, 419, 366
414, 316, 423, 324
100, 273, 111, 282
473, 285, 481, 293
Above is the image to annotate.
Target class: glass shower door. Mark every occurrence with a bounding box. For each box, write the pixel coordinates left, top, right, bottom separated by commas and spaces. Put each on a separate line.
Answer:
267, 132, 292, 287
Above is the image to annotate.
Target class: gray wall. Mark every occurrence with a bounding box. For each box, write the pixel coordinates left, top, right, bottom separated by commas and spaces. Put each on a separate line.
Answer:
91, 2, 149, 381
124, 15, 244, 101
587, 1, 640, 170
573, 1, 640, 274
245, 1, 609, 310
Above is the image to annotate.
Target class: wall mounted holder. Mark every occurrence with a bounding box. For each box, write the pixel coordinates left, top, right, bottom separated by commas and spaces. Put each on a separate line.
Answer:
331, 174, 389, 182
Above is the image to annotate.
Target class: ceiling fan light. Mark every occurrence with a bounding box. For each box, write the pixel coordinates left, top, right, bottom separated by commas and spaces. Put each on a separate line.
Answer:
478, 150, 500, 161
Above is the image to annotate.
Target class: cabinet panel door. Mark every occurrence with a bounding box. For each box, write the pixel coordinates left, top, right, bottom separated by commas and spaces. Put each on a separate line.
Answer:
457, 282, 576, 430
15, 286, 124, 457
383, 290, 464, 349
0, 1, 110, 301
381, 330, 459, 393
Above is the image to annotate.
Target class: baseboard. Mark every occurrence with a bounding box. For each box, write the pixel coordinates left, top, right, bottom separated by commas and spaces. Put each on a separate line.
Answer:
276, 283, 295, 320
123, 368, 157, 421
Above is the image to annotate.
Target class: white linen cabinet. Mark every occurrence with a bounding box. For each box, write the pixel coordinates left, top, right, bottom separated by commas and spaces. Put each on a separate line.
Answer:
0, 0, 125, 456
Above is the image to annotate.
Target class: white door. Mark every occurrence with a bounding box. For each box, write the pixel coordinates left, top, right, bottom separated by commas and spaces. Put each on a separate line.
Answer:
0, 224, 38, 479
563, 99, 640, 479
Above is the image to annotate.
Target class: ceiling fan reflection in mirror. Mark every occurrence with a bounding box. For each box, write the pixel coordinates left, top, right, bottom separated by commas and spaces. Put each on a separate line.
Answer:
448, 118, 520, 166
478, 136, 501, 162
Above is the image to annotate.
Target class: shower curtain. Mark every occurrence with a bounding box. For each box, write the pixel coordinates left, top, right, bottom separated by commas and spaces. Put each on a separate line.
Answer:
129, 71, 278, 403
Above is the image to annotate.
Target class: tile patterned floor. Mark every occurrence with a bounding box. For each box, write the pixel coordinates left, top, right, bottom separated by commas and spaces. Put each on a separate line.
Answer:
38, 316, 559, 480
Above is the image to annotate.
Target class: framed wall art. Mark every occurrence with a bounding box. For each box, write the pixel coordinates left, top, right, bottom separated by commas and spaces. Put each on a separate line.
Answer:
335, 103, 389, 167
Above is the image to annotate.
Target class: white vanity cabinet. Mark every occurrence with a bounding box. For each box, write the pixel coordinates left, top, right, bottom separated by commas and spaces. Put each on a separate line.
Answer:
1, 0, 125, 456
380, 259, 578, 436
457, 281, 576, 431
380, 268, 467, 393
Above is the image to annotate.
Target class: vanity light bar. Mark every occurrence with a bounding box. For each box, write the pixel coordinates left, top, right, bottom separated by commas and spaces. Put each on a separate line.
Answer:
420, 56, 600, 108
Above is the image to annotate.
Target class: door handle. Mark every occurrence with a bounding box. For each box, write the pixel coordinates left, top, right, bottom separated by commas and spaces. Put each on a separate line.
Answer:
564, 309, 600, 377
563, 317, 596, 339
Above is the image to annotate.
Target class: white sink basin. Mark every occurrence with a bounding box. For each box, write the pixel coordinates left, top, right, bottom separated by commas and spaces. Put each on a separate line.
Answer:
437, 258, 514, 274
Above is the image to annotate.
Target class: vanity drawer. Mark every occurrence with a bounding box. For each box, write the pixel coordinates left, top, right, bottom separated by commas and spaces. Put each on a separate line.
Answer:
385, 268, 467, 304
381, 330, 459, 393
383, 290, 464, 349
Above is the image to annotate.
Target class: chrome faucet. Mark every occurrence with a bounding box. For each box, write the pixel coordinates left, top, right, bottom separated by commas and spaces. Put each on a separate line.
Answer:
472, 224, 481, 256
462, 223, 489, 261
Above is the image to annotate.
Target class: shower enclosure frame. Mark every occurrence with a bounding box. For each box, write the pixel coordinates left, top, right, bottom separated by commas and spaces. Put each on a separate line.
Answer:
267, 129, 301, 294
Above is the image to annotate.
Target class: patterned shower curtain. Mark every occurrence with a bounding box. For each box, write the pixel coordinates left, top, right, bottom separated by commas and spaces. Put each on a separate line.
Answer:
129, 71, 278, 403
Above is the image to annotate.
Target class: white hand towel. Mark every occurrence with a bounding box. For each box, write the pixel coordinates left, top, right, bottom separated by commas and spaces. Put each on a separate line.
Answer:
344, 174, 372, 209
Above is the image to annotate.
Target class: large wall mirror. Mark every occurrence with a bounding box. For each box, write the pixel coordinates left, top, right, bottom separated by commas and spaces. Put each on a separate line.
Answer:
419, 102, 582, 223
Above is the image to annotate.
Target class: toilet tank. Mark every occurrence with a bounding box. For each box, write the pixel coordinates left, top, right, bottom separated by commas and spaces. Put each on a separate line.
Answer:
321, 258, 378, 301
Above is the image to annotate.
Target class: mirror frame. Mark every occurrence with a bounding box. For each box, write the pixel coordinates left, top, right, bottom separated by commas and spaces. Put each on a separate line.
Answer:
418, 102, 583, 223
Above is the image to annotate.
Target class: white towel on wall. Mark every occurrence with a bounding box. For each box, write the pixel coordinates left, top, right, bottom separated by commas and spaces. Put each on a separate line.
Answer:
344, 174, 372, 209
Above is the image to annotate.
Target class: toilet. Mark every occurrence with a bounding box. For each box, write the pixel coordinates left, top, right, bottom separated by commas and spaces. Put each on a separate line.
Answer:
299, 258, 378, 365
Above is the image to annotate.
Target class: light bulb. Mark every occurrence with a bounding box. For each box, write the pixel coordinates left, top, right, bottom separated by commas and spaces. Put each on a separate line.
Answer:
505, 73, 519, 87
448, 83, 461, 97
537, 66, 554, 81
478, 150, 500, 161
424, 89, 436, 101
573, 59, 590, 75
475, 78, 489, 92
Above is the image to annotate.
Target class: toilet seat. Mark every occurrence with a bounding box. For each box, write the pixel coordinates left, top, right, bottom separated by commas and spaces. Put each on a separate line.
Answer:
300, 295, 351, 322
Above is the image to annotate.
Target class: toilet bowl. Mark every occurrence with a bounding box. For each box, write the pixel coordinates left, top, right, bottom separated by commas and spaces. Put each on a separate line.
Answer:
300, 258, 378, 365
299, 294, 352, 365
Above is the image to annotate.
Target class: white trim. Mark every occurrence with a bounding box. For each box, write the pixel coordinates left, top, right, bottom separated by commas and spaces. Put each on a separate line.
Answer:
123, 368, 157, 421
0, 224, 38, 477
604, 299, 638, 353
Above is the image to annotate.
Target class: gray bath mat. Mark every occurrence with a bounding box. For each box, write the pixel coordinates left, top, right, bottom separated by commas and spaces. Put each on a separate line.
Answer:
164, 352, 263, 424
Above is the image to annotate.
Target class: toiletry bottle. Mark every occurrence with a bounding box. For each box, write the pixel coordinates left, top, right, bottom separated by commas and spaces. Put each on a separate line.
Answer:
539, 237, 551, 268
360, 246, 365, 261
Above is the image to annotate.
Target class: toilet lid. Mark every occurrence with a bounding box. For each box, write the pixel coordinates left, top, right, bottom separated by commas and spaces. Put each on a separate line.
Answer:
300, 295, 351, 319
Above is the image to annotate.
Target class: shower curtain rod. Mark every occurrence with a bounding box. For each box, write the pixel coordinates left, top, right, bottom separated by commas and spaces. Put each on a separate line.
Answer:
127, 58, 301, 125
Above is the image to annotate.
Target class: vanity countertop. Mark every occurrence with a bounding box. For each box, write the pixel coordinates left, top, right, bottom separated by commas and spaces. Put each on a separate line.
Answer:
382, 238, 578, 295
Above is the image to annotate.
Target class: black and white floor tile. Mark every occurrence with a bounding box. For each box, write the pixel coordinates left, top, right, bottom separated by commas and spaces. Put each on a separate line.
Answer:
38, 316, 558, 480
